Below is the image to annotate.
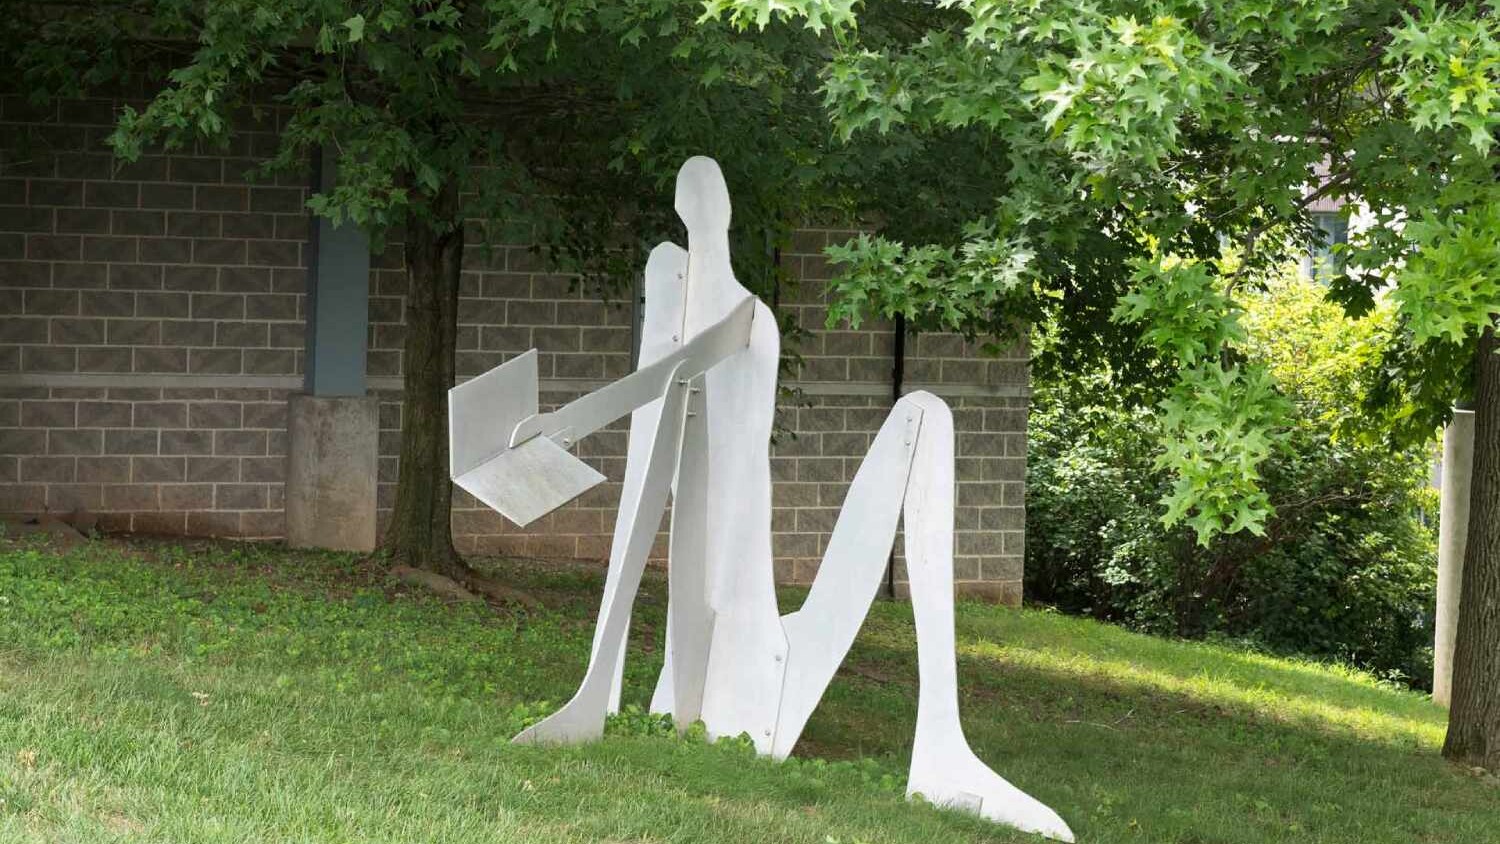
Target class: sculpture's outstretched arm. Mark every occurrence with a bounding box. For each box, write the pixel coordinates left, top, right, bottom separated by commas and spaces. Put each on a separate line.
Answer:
507, 295, 754, 451
448, 291, 753, 529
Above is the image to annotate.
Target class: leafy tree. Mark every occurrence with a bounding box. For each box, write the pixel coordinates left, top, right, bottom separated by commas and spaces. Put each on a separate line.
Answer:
713, 0, 1500, 767
5, 1, 1003, 587
1029, 271, 1436, 684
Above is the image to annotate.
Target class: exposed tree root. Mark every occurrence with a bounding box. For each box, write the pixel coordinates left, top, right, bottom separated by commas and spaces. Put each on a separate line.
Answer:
461, 572, 542, 610
387, 559, 542, 611
390, 565, 482, 603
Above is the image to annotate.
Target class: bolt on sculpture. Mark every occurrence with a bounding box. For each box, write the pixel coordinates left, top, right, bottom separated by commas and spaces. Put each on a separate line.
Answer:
449, 157, 1074, 842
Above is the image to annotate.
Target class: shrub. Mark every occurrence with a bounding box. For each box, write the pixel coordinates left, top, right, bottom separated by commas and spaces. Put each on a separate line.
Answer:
1026, 272, 1438, 686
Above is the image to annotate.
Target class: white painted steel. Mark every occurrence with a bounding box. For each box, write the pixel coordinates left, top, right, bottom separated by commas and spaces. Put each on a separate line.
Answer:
453, 435, 605, 528
448, 271, 752, 529
446, 346, 604, 528
507, 295, 754, 449
900, 392, 1074, 842
674, 157, 788, 753
511, 364, 692, 745
448, 348, 539, 477
455, 156, 1075, 840
665, 373, 716, 728
603, 242, 688, 713
773, 404, 922, 759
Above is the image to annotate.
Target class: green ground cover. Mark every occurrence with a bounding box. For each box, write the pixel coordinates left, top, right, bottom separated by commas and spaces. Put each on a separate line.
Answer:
0, 538, 1492, 843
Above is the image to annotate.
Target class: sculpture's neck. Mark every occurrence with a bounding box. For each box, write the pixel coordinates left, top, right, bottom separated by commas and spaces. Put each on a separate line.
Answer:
683, 230, 745, 335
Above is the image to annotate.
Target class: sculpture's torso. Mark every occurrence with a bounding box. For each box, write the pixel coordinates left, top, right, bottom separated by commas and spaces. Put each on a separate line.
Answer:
656, 224, 789, 750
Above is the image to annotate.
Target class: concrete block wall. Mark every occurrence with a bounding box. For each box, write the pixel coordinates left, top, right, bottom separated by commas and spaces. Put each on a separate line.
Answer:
0, 385, 290, 538
766, 229, 1028, 603
0, 92, 305, 538
0, 93, 1029, 603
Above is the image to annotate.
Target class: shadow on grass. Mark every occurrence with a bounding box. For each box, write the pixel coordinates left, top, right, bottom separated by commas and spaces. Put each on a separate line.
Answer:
788, 610, 1489, 844
5, 540, 1492, 844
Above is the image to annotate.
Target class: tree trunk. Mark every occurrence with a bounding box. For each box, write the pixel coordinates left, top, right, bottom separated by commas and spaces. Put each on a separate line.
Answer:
381, 180, 465, 580
1444, 324, 1500, 769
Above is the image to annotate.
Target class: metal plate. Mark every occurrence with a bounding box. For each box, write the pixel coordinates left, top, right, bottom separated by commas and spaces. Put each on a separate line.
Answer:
609, 242, 688, 713
899, 391, 1074, 842
512, 367, 691, 745
670, 158, 790, 753
773, 406, 921, 759
448, 349, 539, 478
508, 296, 755, 449
453, 436, 604, 528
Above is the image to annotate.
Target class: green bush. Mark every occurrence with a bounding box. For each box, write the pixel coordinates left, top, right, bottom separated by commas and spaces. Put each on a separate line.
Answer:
1027, 273, 1438, 687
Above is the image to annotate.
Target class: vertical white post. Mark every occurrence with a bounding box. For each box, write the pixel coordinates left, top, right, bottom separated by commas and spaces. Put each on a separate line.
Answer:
1435, 409, 1475, 707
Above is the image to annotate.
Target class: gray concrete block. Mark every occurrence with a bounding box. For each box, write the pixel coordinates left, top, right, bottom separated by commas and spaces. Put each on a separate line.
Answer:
286, 393, 377, 552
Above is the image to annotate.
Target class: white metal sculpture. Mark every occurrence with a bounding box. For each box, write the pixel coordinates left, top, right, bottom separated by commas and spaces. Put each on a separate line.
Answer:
449, 157, 1075, 842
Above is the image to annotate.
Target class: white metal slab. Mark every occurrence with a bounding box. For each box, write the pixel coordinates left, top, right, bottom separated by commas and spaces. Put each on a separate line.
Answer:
664, 374, 716, 728
449, 348, 603, 528
604, 242, 688, 714
454, 435, 605, 528
674, 157, 789, 753
773, 405, 922, 759
448, 349, 539, 478
899, 391, 1074, 842
508, 295, 755, 450
511, 365, 692, 746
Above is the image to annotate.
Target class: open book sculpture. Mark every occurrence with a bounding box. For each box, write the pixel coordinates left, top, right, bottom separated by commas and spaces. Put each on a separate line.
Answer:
449, 157, 1074, 841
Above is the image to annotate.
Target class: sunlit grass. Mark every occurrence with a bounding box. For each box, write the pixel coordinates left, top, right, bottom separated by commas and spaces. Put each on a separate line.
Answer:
0, 538, 1492, 843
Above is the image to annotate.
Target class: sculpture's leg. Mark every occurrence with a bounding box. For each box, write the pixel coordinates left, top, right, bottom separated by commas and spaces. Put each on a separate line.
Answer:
663, 375, 715, 726
774, 402, 923, 757
595, 392, 661, 716
648, 618, 675, 714
604, 242, 688, 713
512, 368, 691, 745
647, 375, 728, 727
597, 387, 662, 715
775, 392, 1071, 841
900, 392, 1075, 843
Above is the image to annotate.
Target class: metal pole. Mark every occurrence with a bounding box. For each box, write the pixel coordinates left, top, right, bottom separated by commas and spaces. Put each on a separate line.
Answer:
886, 313, 906, 599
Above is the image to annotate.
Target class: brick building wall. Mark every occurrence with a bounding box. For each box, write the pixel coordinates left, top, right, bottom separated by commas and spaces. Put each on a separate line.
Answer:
0, 93, 1029, 602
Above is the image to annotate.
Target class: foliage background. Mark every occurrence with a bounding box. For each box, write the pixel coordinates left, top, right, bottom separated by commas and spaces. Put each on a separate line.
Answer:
1026, 272, 1438, 686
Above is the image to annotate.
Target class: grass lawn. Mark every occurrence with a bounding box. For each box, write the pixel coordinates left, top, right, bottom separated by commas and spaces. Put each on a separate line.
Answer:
0, 536, 1493, 843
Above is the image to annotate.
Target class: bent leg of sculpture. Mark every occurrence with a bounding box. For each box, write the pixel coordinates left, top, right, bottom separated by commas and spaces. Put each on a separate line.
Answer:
773, 397, 924, 754
746, 391, 1074, 841
899, 392, 1074, 842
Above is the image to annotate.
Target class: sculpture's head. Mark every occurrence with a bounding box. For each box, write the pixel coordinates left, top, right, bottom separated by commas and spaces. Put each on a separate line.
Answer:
674, 156, 732, 237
